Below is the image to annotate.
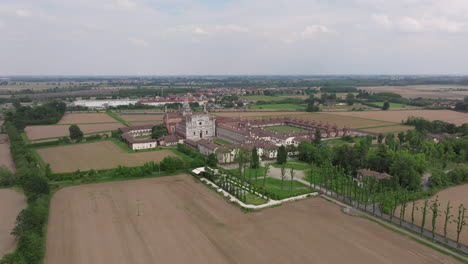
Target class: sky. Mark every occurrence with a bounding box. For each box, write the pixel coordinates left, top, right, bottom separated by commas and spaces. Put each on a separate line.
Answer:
1, 0, 468, 75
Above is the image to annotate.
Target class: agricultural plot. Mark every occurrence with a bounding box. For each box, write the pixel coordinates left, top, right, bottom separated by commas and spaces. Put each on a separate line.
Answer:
118, 114, 164, 122
368, 102, 413, 108
264, 125, 309, 133
45, 175, 459, 264
249, 104, 305, 110
36, 141, 177, 173
325, 110, 468, 126
25, 123, 122, 140
362, 125, 414, 134
0, 135, 15, 171
359, 85, 468, 99
58, 113, 116, 124
395, 184, 468, 245
242, 95, 307, 102
0, 189, 26, 258
129, 120, 164, 126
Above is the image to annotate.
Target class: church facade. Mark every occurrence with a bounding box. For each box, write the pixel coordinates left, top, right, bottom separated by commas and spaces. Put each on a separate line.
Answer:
163, 98, 216, 141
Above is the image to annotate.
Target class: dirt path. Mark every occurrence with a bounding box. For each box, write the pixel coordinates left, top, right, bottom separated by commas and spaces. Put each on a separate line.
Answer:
0, 135, 15, 172
0, 189, 26, 258
45, 175, 461, 264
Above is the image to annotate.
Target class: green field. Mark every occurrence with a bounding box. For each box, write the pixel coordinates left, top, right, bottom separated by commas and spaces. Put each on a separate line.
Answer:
242, 95, 306, 102
271, 161, 311, 170
212, 138, 230, 145
368, 102, 412, 108
249, 104, 305, 110
253, 177, 315, 199
264, 125, 309, 133
228, 166, 266, 178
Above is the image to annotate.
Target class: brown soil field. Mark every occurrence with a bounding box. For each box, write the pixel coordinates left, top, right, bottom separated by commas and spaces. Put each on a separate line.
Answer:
396, 184, 468, 245
0, 135, 15, 171
359, 85, 468, 99
25, 123, 122, 140
45, 175, 460, 264
37, 141, 177, 173
361, 125, 414, 134
129, 120, 164, 126
119, 114, 163, 122
324, 110, 468, 126
0, 189, 26, 258
58, 113, 117, 124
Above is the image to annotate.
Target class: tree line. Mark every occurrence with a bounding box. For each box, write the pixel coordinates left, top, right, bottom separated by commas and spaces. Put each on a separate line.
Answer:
5, 100, 66, 130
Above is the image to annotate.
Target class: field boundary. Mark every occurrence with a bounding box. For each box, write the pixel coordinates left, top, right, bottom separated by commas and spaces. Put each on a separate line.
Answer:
106, 112, 130, 126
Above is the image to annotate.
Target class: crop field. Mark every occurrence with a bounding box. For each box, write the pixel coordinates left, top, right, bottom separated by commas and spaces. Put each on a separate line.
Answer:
359, 85, 468, 99
0, 189, 26, 258
36, 141, 177, 173
325, 110, 468, 126
249, 104, 305, 110
25, 123, 122, 140
58, 113, 117, 124
241, 95, 307, 102
45, 175, 460, 264
264, 125, 309, 133
361, 125, 414, 134
368, 102, 413, 108
129, 120, 164, 126
0, 135, 15, 171
118, 114, 164, 122
395, 184, 468, 245
212, 111, 394, 128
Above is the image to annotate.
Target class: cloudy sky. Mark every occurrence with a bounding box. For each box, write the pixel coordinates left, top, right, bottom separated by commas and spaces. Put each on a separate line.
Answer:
1, 0, 468, 75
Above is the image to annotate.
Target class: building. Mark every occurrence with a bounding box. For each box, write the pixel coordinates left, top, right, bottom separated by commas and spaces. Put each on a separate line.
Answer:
157, 135, 182, 146
355, 169, 393, 187
119, 124, 157, 150
164, 97, 216, 141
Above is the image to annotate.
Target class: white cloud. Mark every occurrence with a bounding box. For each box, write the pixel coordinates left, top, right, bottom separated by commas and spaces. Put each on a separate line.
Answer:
129, 38, 149, 47
15, 9, 32, 17
373, 14, 465, 33
114, 0, 137, 9
213, 25, 250, 33
193, 27, 208, 35
284, 25, 331, 43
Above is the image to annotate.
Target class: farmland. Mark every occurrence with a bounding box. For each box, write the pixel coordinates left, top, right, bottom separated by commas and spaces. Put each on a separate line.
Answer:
361, 125, 414, 134
45, 175, 460, 264
368, 102, 413, 108
241, 95, 308, 102
118, 114, 164, 122
395, 184, 468, 245
0, 135, 15, 171
264, 125, 309, 133
359, 85, 468, 99
58, 113, 117, 124
36, 141, 177, 173
325, 110, 468, 126
0, 189, 26, 258
25, 123, 122, 140
249, 104, 305, 110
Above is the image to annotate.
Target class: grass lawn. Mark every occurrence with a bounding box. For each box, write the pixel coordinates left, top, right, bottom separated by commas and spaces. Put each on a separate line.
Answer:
253, 177, 315, 199
323, 138, 355, 146
271, 161, 311, 170
368, 102, 412, 108
264, 125, 309, 133
242, 95, 290, 102
249, 104, 306, 110
227, 166, 266, 178
245, 193, 268, 205
212, 138, 230, 145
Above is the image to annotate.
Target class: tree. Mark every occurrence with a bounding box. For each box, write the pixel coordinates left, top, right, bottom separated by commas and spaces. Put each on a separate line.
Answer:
377, 134, 384, 144
251, 147, 260, 169
69, 124, 83, 142
277, 145, 287, 164
346, 93, 355, 105
289, 168, 296, 192
280, 166, 287, 190
314, 129, 322, 145
456, 204, 467, 247
263, 163, 271, 187
306, 103, 320, 112
382, 101, 390, 110
430, 196, 440, 239
421, 198, 429, 234
443, 201, 453, 241
151, 125, 168, 139
207, 153, 217, 167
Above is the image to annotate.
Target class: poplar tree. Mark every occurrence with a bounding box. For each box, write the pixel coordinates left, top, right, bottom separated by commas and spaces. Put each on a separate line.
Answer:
443, 201, 452, 241
430, 197, 440, 239
421, 198, 429, 234
456, 204, 467, 247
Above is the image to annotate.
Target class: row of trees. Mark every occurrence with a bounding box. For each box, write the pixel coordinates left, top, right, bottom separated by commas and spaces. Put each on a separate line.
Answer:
1, 122, 52, 264
404, 117, 468, 135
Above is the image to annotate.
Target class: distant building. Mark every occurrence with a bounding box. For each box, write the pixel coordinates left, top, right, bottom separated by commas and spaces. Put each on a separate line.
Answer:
119, 125, 157, 150
355, 169, 392, 187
